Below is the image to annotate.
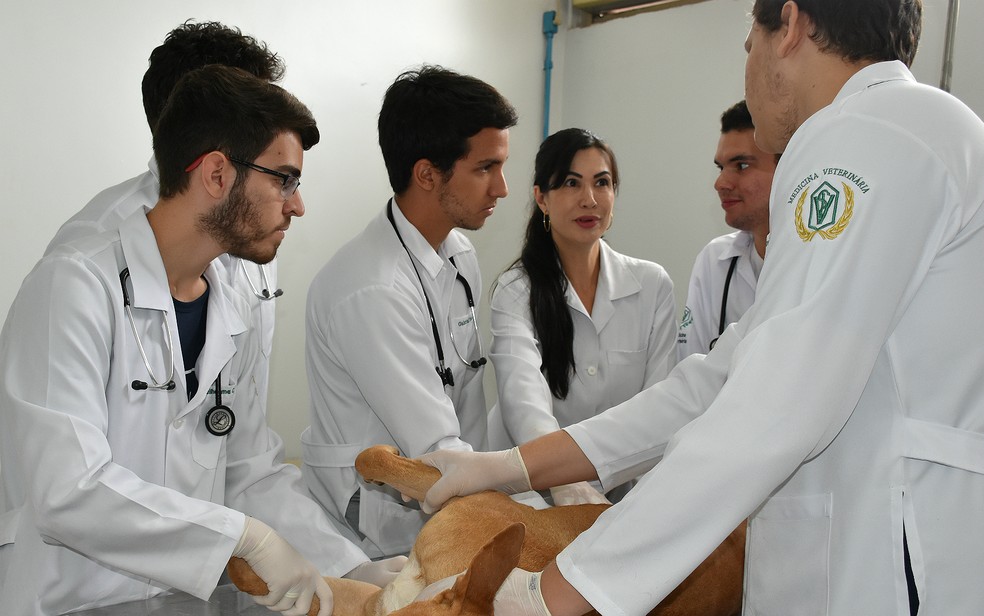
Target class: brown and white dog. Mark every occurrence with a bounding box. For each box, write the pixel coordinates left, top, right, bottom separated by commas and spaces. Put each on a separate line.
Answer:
229, 445, 745, 616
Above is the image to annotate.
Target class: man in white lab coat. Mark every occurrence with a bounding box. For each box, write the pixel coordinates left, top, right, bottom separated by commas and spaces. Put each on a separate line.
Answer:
417, 1, 984, 614
676, 100, 777, 360
0, 66, 386, 616
302, 66, 517, 558
46, 21, 286, 420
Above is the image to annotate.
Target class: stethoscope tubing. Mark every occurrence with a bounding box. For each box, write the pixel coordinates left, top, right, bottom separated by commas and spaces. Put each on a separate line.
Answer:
709, 255, 739, 352
120, 268, 234, 436
385, 201, 486, 386
120, 268, 176, 391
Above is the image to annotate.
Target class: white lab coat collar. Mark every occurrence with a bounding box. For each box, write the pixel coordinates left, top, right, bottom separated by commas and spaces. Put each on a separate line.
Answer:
117, 208, 246, 407
148, 155, 160, 182
389, 197, 472, 280
118, 206, 171, 312
784, 61, 915, 186
716, 231, 753, 262
834, 61, 913, 105
116, 209, 246, 334
565, 240, 643, 332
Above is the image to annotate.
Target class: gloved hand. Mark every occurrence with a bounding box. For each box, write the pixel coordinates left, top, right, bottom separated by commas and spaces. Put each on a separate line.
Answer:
420, 448, 531, 514
343, 555, 408, 587
549, 482, 611, 507
494, 568, 552, 616
233, 517, 332, 616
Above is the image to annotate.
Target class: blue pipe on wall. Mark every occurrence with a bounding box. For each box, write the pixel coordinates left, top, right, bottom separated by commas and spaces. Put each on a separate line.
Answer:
542, 10, 558, 142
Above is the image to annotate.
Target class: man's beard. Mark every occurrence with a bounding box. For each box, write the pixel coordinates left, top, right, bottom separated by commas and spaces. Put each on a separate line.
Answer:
439, 183, 483, 232
198, 179, 276, 264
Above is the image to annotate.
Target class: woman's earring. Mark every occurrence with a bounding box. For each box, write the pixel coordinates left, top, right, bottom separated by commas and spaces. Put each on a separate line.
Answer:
543, 213, 551, 232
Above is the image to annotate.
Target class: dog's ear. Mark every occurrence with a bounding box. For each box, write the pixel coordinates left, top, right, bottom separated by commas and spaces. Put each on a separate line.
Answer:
451, 523, 526, 614
391, 524, 526, 616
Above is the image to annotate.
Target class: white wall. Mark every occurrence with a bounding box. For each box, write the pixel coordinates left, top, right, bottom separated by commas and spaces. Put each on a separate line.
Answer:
1, 0, 981, 459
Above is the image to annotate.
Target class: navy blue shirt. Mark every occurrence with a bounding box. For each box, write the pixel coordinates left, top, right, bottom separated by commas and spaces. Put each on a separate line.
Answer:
173, 282, 209, 400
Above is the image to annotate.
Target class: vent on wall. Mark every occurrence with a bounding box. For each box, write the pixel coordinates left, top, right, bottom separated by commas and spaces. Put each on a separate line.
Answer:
573, 0, 708, 22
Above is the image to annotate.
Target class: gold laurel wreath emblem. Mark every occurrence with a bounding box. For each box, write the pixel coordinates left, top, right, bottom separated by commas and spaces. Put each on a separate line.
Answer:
795, 182, 855, 242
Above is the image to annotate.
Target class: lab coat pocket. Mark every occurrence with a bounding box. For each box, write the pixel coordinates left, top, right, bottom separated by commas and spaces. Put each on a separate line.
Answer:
190, 416, 225, 470
449, 310, 480, 361
745, 492, 832, 616
191, 378, 239, 470
359, 483, 427, 556
606, 349, 647, 392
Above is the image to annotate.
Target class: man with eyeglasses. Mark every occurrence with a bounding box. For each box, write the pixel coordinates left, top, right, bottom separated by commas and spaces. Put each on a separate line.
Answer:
0, 65, 400, 616
45, 21, 286, 431
301, 65, 517, 560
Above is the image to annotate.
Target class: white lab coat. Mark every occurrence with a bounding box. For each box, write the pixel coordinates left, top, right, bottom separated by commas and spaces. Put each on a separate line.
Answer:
489, 240, 676, 448
303, 200, 487, 558
676, 231, 760, 362
557, 62, 984, 615
0, 210, 367, 615
44, 158, 279, 406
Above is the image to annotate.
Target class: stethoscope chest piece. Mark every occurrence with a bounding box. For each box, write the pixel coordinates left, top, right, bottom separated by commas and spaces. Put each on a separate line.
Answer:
205, 404, 235, 436
205, 371, 235, 436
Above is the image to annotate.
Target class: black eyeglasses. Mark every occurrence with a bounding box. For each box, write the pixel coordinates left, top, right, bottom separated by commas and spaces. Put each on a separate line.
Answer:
228, 156, 301, 199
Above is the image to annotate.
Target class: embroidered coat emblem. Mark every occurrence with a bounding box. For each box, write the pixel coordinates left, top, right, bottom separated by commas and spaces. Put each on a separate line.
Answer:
795, 182, 855, 241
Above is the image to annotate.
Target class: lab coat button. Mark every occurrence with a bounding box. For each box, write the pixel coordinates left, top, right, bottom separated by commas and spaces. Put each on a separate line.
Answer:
586, 366, 597, 376
173, 418, 184, 429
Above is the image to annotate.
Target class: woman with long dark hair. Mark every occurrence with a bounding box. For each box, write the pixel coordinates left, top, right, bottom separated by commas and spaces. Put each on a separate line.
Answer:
489, 128, 677, 505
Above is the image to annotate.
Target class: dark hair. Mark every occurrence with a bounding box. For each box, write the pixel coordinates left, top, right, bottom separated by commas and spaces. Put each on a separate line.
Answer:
721, 100, 754, 133
377, 65, 518, 194
154, 65, 318, 199
141, 20, 285, 133
515, 128, 619, 399
752, 0, 922, 67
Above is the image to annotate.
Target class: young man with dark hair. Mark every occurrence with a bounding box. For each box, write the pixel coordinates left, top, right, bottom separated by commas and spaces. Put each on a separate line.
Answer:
45, 21, 288, 420
302, 65, 518, 559
0, 65, 384, 616
676, 100, 777, 360
416, 1, 984, 614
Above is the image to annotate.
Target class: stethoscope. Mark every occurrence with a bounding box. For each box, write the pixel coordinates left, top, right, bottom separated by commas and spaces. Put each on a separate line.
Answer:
204, 372, 235, 436
121, 268, 176, 391
120, 268, 235, 436
240, 261, 283, 300
386, 201, 486, 388
708, 255, 739, 351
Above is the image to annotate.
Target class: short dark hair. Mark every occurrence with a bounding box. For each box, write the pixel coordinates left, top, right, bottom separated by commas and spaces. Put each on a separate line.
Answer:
154, 65, 318, 199
720, 100, 754, 133
377, 65, 518, 194
141, 20, 285, 133
720, 100, 781, 163
752, 0, 922, 67
520, 128, 618, 400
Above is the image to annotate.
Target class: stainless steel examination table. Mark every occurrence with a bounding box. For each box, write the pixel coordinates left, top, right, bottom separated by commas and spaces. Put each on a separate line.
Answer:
74, 585, 269, 615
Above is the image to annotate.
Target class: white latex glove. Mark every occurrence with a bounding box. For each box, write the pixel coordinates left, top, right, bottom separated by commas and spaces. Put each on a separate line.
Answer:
343, 555, 408, 587
420, 448, 531, 514
493, 568, 551, 616
549, 482, 611, 506
233, 517, 332, 616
